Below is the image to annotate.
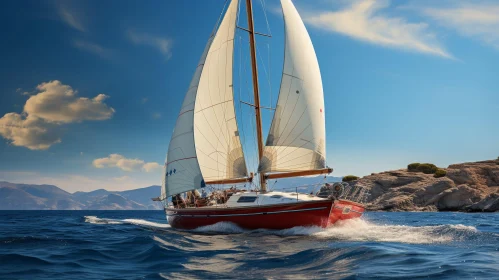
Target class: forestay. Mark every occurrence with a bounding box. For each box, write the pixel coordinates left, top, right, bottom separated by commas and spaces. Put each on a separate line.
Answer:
259, 0, 326, 173
194, 0, 248, 182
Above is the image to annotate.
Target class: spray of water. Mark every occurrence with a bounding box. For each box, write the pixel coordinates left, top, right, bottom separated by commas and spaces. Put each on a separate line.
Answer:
84, 216, 171, 228
84, 216, 477, 244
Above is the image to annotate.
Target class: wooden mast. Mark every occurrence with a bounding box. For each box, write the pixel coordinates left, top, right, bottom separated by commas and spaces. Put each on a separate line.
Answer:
245, 0, 267, 192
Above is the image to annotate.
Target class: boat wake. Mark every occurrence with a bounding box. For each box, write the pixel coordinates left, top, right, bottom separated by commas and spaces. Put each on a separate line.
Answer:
84, 216, 478, 244
190, 218, 478, 244
84, 216, 171, 229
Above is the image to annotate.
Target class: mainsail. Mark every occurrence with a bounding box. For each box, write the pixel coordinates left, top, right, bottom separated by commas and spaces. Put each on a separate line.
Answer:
194, 0, 247, 182
259, 0, 326, 173
163, 0, 245, 197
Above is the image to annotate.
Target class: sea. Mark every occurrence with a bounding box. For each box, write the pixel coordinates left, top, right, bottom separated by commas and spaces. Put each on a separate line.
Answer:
0, 211, 497, 280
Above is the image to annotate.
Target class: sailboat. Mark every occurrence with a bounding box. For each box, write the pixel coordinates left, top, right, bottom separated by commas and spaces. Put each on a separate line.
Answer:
157, 0, 366, 230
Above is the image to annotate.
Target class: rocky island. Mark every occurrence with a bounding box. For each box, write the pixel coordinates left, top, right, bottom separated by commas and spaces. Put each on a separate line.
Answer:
349, 159, 499, 212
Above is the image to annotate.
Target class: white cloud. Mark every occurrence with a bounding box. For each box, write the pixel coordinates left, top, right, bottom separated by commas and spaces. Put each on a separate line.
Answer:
0, 114, 60, 150
127, 29, 173, 59
143, 162, 161, 172
415, 3, 499, 49
57, 2, 86, 32
73, 40, 113, 59
24, 80, 115, 123
93, 154, 161, 173
304, 0, 452, 59
0, 80, 114, 150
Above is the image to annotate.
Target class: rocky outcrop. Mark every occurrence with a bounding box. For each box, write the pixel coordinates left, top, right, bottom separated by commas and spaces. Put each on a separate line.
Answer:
350, 159, 499, 212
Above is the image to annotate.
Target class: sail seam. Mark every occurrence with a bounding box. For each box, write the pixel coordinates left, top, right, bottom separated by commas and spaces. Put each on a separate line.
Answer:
282, 72, 303, 81
166, 156, 197, 166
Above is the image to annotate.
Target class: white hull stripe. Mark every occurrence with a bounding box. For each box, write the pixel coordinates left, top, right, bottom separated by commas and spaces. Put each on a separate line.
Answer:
166, 206, 328, 218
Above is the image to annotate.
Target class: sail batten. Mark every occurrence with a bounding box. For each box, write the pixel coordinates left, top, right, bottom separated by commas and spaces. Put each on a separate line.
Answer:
259, 0, 326, 174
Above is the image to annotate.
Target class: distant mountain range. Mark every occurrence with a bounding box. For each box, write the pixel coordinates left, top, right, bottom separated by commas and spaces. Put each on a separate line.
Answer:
0, 175, 342, 210
0, 181, 162, 210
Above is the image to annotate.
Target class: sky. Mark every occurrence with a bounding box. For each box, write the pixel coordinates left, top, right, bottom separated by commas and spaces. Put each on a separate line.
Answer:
0, 0, 498, 193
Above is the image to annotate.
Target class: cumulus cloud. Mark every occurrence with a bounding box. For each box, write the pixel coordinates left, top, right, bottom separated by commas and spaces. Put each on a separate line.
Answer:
127, 29, 173, 59
24, 80, 115, 123
0, 114, 60, 150
0, 80, 114, 150
304, 0, 452, 58
93, 154, 161, 173
415, 2, 499, 49
143, 162, 161, 172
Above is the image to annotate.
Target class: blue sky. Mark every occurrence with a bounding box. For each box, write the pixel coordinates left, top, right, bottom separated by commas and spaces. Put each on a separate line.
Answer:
0, 0, 498, 192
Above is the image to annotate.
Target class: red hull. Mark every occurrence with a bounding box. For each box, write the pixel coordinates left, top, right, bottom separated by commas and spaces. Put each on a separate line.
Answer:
166, 199, 365, 230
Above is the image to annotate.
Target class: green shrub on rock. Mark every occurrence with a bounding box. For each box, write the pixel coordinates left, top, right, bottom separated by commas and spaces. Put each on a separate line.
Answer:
408, 163, 421, 171
342, 175, 359, 182
417, 163, 438, 174
434, 169, 447, 178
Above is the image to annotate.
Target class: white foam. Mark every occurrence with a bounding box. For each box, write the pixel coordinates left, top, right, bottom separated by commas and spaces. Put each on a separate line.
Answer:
84, 215, 477, 244
192, 222, 245, 233
272, 219, 478, 244
84, 216, 170, 229
122, 219, 171, 229
191, 219, 478, 244
84, 216, 122, 225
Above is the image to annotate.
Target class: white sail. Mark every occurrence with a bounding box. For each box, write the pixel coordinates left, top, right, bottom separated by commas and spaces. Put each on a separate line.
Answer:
194, 0, 248, 182
162, 36, 214, 198
259, 0, 326, 173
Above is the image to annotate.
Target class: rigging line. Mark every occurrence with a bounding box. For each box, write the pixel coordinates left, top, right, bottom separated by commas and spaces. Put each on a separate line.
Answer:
236, 0, 241, 27
241, 36, 257, 174
268, 42, 272, 111
234, 37, 250, 177
255, 42, 272, 108
212, 0, 230, 37
259, 0, 272, 37
237, 35, 250, 173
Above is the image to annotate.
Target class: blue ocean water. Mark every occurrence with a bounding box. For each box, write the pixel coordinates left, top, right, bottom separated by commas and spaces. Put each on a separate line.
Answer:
0, 211, 497, 280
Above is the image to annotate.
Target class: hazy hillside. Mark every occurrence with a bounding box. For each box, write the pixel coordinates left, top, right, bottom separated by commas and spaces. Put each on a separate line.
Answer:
0, 175, 339, 210
0, 181, 162, 210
